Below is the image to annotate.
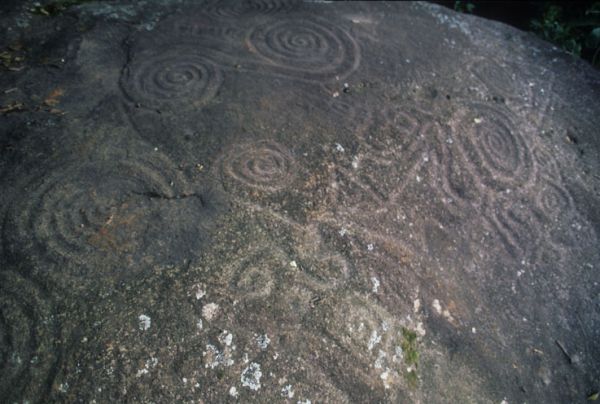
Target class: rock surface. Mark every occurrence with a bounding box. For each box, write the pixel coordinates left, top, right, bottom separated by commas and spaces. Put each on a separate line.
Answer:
1, 1, 599, 402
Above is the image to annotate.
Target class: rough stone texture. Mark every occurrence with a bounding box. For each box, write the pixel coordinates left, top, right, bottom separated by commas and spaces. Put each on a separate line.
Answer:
1, 1, 599, 403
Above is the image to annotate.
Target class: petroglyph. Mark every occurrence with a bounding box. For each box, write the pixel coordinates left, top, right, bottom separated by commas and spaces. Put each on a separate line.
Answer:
120, 47, 222, 110
221, 246, 288, 300
0, 272, 62, 403
452, 102, 534, 192
219, 140, 296, 193
1, 1, 599, 403
246, 16, 360, 82
3, 154, 222, 279
203, 0, 299, 18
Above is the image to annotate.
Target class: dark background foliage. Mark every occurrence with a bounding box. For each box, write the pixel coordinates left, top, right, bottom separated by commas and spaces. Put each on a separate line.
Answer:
434, 1, 600, 68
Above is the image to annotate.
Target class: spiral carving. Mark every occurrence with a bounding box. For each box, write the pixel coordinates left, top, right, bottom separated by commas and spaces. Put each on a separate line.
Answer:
120, 48, 222, 110
203, 0, 298, 17
454, 103, 534, 191
247, 17, 360, 81
0, 271, 61, 402
221, 140, 295, 192
3, 154, 219, 279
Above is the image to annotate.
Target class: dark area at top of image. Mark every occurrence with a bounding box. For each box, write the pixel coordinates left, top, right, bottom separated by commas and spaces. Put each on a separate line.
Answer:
433, 1, 600, 68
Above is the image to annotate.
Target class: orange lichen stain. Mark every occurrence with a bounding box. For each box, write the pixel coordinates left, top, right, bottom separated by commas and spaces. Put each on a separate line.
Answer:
88, 204, 141, 254
88, 225, 118, 252
381, 238, 411, 264
43, 88, 65, 107
257, 97, 268, 111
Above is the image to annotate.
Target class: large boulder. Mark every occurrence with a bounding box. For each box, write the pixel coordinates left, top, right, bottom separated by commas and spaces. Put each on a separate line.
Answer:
1, 1, 599, 402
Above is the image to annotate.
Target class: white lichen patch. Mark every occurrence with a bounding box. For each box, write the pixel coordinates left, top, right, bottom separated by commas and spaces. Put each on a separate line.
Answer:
374, 349, 387, 369
432, 299, 442, 314
193, 284, 206, 300
380, 368, 400, 389
136, 357, 158, 377
219, 330, 233, 346
392, 346, 404, 363
415, 2, 473, 35
415, 321, 426, 337
432, 299, 455, 322
241, 362, 262, 391
367, 329, 382, 351
138, 314, 151, 331
10, 352, 22, 366
256, 334, 271, 350
203, 344, 234, 369
281, 384, 295, 398
413, 299, 421, 313
371, 277, 380, 293
326, 293, 422, 390
202, 302, 219, 321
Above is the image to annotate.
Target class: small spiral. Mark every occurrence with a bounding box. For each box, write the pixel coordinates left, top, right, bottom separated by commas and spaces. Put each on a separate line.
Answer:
221, 140, 295, 192
224, 247, 288, 299
537, 179, 573, 220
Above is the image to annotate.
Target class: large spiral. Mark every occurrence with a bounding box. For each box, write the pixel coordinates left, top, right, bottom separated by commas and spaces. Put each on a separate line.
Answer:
3, 154, 218, 279
247, 17, 360, 81
203, 0, 298, 18
455, 103, 534, 191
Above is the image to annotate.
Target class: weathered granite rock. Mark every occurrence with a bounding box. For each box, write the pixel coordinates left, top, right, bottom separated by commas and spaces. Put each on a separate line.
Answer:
1, 1, 599, 402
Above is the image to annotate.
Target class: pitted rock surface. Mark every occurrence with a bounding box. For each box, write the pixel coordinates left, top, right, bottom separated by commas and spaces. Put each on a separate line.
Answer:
1, 1, 599, 403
